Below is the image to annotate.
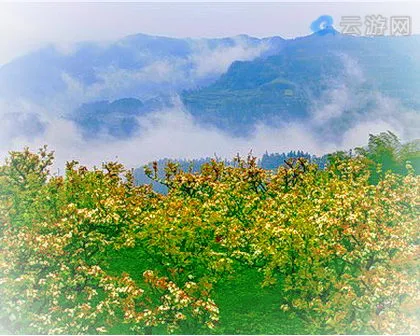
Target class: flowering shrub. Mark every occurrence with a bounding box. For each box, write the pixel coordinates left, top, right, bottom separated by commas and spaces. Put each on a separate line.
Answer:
0, 146, 418, 334
253, 158, 420, 333
125, 270, 219, 333
0, 148, 219, 334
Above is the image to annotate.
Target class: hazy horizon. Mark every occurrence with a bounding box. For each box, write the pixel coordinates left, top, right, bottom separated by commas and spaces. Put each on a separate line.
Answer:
0, 2, 419, 170
1, 2, 420, 66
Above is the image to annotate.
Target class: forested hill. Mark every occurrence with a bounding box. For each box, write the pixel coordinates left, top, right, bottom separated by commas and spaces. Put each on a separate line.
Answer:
134, 132, 420, 193
182, 33, 420, 136
1, 30, 419, 143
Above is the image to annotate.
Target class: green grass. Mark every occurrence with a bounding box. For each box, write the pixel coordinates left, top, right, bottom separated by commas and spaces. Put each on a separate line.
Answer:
105, 247, 308, 335
212, 269, 307, 335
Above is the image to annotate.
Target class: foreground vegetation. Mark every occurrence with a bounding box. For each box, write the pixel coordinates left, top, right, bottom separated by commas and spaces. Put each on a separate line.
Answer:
0, 133, 419, 334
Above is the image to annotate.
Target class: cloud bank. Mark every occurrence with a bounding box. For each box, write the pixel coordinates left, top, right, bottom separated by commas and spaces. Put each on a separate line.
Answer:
1, 94, 417, 173
0, 50, 418, 171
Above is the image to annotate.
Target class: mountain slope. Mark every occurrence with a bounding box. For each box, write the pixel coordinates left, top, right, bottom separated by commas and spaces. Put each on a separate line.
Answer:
182, 32, 420, 136
1, 30, 419, 144
0, 34, 285, 107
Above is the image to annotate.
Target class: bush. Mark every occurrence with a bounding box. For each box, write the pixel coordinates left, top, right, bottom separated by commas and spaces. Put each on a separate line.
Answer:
0, 145, 418, 334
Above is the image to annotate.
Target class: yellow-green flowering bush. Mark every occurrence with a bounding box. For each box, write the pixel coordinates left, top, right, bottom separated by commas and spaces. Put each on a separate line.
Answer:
0, 147, 418, 334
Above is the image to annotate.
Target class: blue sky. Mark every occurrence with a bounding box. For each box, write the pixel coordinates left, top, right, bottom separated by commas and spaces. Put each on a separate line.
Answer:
1, 2, 419, 65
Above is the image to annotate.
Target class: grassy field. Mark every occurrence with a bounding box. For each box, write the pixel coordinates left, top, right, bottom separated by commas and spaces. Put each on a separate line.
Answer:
106, 247, 308, 335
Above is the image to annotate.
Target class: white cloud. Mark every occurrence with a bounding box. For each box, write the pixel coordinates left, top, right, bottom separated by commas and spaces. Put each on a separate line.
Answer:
190, 38, 269, 78
309, 54, 420, 148
0, 102, 339, 172
341, 120, 400, 149
21, 36, 272, 108
310, 53, 367, 124
1, 89, 418, 173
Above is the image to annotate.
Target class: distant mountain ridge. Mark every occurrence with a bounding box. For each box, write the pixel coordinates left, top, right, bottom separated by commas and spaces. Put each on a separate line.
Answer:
0, 29, 419, 141
0, 33, 285, 104
182, 32, 420, 136
0, 32, 288, 138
